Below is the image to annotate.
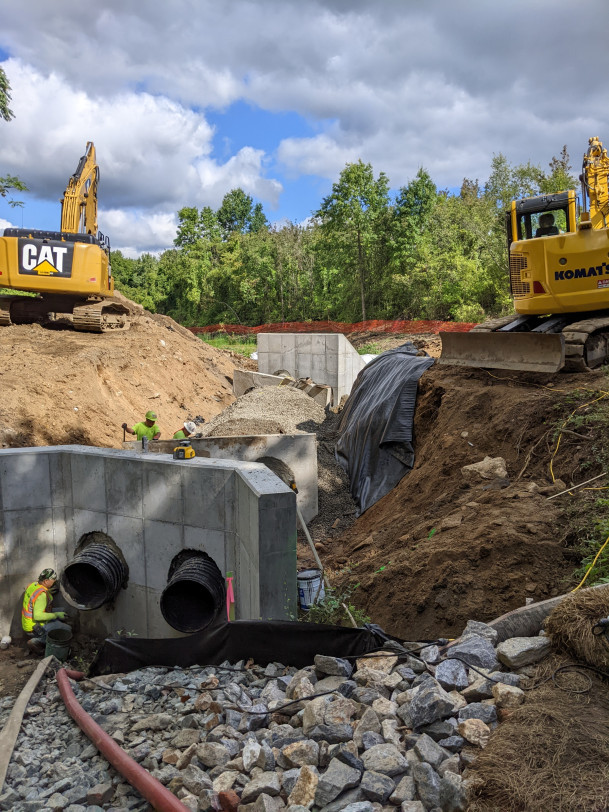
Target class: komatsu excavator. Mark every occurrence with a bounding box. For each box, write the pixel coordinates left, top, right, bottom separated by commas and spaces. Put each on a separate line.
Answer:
0, 142, 129, 332
440, 136, 609, 372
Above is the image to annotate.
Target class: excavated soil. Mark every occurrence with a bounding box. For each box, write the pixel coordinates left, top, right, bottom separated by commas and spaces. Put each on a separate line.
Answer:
324, 364, 608, 640
0, 309, 604, 652
0, 295, 238, 449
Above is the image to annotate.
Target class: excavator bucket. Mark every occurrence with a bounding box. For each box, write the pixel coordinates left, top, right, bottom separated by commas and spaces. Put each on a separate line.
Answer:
438, 331, 565, 373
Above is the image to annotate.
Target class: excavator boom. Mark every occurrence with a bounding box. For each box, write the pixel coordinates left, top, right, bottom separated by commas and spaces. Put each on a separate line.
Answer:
60, 141, 99, 235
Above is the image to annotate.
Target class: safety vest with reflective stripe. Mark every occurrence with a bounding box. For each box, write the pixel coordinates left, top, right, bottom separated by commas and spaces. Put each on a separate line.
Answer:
21, 582, 50, 632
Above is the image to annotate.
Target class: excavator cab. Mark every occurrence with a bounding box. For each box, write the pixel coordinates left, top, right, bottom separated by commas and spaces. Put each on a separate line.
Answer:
507, 191, 577, 245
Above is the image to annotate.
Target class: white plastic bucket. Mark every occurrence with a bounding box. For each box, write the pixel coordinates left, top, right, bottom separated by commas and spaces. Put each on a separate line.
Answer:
297, 569, 325, 611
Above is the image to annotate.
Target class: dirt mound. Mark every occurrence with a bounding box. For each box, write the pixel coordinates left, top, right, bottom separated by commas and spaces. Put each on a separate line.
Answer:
325, 365, 606, 639
0, 306, 239, 449
348, 330, 442, 358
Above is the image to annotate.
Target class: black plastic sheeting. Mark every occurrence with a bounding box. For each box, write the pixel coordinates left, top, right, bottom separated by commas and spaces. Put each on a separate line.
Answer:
336, 343, 435, 515
89, 619, 391, 676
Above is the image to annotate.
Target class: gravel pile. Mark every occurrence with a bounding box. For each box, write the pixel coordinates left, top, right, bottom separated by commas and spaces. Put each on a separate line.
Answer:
202, 389, 326, 438
0, 624, 553, 812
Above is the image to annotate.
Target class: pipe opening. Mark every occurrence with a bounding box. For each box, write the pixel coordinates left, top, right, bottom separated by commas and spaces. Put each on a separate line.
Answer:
161, 550, 225, 633
61, 532, 129, 610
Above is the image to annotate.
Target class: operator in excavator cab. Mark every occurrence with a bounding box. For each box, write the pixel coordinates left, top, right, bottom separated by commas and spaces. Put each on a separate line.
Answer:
535, 213, 560, 237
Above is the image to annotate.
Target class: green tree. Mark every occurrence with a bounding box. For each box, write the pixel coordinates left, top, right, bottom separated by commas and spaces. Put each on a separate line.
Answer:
0, 66, 14, 122
315, 160, 390, 320
540, 145, 577, 194
174, 206, 203, 248
0, 66, 28, 207
394, 168, 437, 237
217, 188, 267, 238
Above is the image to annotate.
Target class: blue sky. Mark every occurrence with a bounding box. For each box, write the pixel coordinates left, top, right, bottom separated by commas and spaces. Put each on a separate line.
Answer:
1, 0, 608, 256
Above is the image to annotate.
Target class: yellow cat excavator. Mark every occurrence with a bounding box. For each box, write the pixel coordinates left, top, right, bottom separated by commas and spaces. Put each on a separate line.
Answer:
440, 136, 609, 372
0, 142, 129, 332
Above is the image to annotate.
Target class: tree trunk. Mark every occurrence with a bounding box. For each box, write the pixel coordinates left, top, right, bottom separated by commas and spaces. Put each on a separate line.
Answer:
357, 229, 366, 321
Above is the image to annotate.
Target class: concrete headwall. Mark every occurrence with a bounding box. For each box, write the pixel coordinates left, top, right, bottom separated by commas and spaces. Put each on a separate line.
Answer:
257, 333, 365, 405
0, 446, 297, 639
125, 433, 318, 523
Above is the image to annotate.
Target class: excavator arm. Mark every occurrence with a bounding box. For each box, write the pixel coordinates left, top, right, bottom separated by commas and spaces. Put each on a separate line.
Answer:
581, 136, 609, 230
60, 141, 99, 236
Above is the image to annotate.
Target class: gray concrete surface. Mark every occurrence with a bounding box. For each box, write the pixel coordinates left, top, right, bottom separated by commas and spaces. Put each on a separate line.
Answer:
257, 333, 365, 405
0, 446, 297, 640
125, 433, 318, 523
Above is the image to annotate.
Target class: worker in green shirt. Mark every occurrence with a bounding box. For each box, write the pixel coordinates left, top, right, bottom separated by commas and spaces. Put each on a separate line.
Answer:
22, 568, 69, 653
173, 420, 197, 440
122, 411, 161, 441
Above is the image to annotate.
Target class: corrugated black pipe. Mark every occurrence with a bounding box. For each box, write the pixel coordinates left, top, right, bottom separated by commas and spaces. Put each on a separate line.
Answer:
61, 543, 127, 609
161, 553, 225, 633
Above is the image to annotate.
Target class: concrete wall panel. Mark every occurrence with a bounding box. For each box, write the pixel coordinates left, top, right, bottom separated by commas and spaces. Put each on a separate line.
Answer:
143, 520, 183, 591
0, 452, 52, 511
142, 463, 184, 524
71, 453, 106, 513
183, 526, 228, 572
72, 508, 108, 542
105, 457, 144, 519
257, 332, 365, 405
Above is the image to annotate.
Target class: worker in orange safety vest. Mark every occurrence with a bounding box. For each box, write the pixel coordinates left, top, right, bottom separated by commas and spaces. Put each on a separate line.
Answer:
21, 568, 68, 653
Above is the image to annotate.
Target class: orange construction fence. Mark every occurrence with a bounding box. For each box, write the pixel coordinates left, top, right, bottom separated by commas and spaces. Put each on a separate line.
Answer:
189, 319, 477, 336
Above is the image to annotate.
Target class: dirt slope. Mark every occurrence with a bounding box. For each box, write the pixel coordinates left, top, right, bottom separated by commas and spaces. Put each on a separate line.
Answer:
0, 299, 238, 449
325, 364, 607, 640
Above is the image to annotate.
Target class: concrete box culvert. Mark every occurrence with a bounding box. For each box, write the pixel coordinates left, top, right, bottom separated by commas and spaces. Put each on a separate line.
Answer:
160, 550, 225, 633
61, 532, 129, 610
0, 446, 297, 638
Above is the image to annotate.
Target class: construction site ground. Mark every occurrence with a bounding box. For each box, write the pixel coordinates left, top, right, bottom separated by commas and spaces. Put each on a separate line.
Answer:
0, 307, 603, 691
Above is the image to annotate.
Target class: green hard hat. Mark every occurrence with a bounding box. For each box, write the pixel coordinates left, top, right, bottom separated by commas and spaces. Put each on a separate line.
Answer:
39, 568, 58, 582
145, 411, 157, 420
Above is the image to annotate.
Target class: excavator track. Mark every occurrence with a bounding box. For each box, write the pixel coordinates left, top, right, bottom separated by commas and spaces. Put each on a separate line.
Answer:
0, 295, 130, 333
72, 300, 130, 333
0, 297, 14, 326
561, 316, 609, 372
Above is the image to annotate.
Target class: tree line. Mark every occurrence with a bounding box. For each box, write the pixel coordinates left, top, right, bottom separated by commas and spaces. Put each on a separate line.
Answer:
112, 148, 576, 327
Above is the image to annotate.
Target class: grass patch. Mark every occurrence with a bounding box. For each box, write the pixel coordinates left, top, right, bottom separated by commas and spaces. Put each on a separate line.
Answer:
357, 343, 382, 355
199, 334, 257, 357
302, 583, 370, 627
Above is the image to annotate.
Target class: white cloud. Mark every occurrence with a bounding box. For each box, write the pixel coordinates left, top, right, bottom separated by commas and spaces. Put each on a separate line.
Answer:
100, 209, 178, 257
1, 0, 609, 252
0, 59, 282, 253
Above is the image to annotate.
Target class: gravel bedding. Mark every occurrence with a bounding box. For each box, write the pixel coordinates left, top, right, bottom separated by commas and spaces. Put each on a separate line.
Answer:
0, 623, 546, 812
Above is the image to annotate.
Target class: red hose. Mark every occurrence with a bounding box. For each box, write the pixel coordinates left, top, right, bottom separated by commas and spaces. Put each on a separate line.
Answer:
56, 668, 190, 812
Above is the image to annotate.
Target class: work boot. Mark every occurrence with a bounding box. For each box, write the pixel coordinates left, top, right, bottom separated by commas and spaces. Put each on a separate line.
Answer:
27, 637, 45, 654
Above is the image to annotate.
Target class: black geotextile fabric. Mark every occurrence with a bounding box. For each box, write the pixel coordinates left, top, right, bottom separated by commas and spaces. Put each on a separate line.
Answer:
336, 343, 435, 515
89, 619, 388, 676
